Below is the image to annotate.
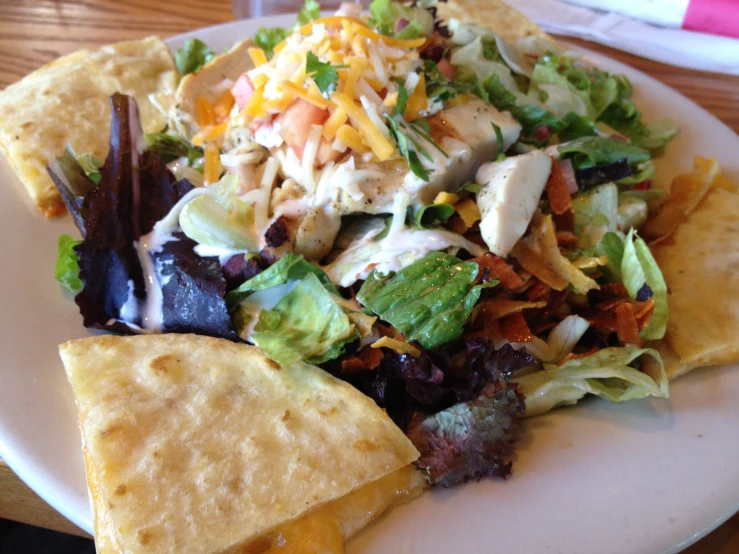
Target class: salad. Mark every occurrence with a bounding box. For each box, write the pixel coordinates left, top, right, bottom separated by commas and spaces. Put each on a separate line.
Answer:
51, 0, 677, 487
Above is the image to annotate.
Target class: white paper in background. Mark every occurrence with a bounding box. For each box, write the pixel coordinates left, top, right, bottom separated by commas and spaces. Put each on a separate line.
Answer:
557, 0, 690, 27
508, 0, 739, 75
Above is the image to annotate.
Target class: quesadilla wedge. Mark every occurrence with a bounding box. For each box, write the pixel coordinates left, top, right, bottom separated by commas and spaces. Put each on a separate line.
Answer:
652, 187, 739, 375
60, 334, 422, 553
0, 37, 176, 217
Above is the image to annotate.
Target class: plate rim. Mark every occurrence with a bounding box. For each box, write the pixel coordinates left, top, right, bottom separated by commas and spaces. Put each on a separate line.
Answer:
0, 14, 737, 552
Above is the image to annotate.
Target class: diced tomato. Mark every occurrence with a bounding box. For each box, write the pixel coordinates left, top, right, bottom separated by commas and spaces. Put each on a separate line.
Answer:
231, 75, 254, 110
437, 58, 457, 80
535, 125, 550, 141
279, 99, 330, 159
634, 179, 652, 190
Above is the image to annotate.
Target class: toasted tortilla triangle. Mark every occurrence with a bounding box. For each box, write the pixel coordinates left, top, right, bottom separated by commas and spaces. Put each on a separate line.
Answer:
60, 334, 420, 554
0, 37, 176, 217
438, 0, 552, 43
652, 188, 739, 373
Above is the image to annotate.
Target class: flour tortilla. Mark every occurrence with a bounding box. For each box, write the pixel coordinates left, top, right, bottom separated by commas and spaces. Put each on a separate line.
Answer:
60, 334, 419, 554
0, 37, 176, 217
652, 188, 739, 373
438, 0, 552, 43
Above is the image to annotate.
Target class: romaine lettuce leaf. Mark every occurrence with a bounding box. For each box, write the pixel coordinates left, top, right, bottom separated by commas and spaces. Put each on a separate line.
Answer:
592, 230, 668, 339
55, 234, 83, 294
179, 174, 258, 251
254, 27, 290, 58
571, 183, 619, 248
357, 252, 494, 349
174, 39, 215, 75
229, 252, 338, 299
369, 0, 433, 39
480, 74, 596, 144
558, 136, 651, 170
252, 273, 358, 366
296, 0, 321, 26
621, 230, 668, 339
145, 133, 203, 166
515, 346, 668, 417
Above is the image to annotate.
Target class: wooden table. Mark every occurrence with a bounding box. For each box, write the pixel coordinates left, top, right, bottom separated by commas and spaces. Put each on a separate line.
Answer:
0, 0, 738, 550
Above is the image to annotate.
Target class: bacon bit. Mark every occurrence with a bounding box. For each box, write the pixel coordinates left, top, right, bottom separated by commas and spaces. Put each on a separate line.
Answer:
636, 300, 655, 329
498, 312, 533, 343
475, 299, 547, 320
589, 299, 655, 334
525, 280, 551, 303
598, 283, 629, 298
634, 179, 652, 190
446, 213, 468, 235
530, 321, 558, 335
615, 302, 641, 346
511, 240, 569, 291
535, 125, 550, 141
552, 209, 574, 232
562, 345, 600, 363
341, 347, 384, 373
472, 253, 524, 289
545, 160, 573, 215
556, 230, 579, 247
463, 230, 487, 247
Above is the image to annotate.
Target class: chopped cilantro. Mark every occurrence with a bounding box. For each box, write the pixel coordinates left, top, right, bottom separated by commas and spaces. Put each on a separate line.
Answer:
306, 52, 348, 95
385, 115, 430, 182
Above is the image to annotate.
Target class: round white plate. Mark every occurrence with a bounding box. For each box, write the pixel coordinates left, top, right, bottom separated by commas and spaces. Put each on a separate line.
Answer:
1, 15, 738, 554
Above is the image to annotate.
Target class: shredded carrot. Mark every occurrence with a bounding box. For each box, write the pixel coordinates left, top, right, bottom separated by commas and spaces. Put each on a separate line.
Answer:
195, 97, 215, 127
615, 302, 641, 346
546, 159, 573, 215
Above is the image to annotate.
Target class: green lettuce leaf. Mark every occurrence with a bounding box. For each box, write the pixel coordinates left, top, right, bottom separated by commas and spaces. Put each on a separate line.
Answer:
515, 346, 668, 417
55, 234, 83, 294
621, 230, 668, 339
357, 251, 494, 349
571, 183, 619, 248
229, 252, 338, 300
179, 175, 258, 251
591, 230, 668, 339
255, 27, 290, 58
252, 273, 358, 366
296, 0, 321, 26
480, 74, 596, 144
558, 136, 651, 170
175, 38, 216, 75
368, 0, 433, 38
413, 203, 455, 228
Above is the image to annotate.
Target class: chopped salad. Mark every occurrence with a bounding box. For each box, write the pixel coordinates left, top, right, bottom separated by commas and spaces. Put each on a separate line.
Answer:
51, 0, 677, 486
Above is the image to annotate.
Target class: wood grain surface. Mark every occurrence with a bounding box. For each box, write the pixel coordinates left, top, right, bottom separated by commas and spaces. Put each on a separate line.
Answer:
0, 0, 737, 550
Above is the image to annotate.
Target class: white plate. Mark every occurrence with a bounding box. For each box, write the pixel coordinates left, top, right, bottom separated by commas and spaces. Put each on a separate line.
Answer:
1, 15, 738, 554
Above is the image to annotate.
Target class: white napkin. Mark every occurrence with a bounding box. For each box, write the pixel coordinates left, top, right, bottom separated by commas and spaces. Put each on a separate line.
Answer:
508, 0, 739, 75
